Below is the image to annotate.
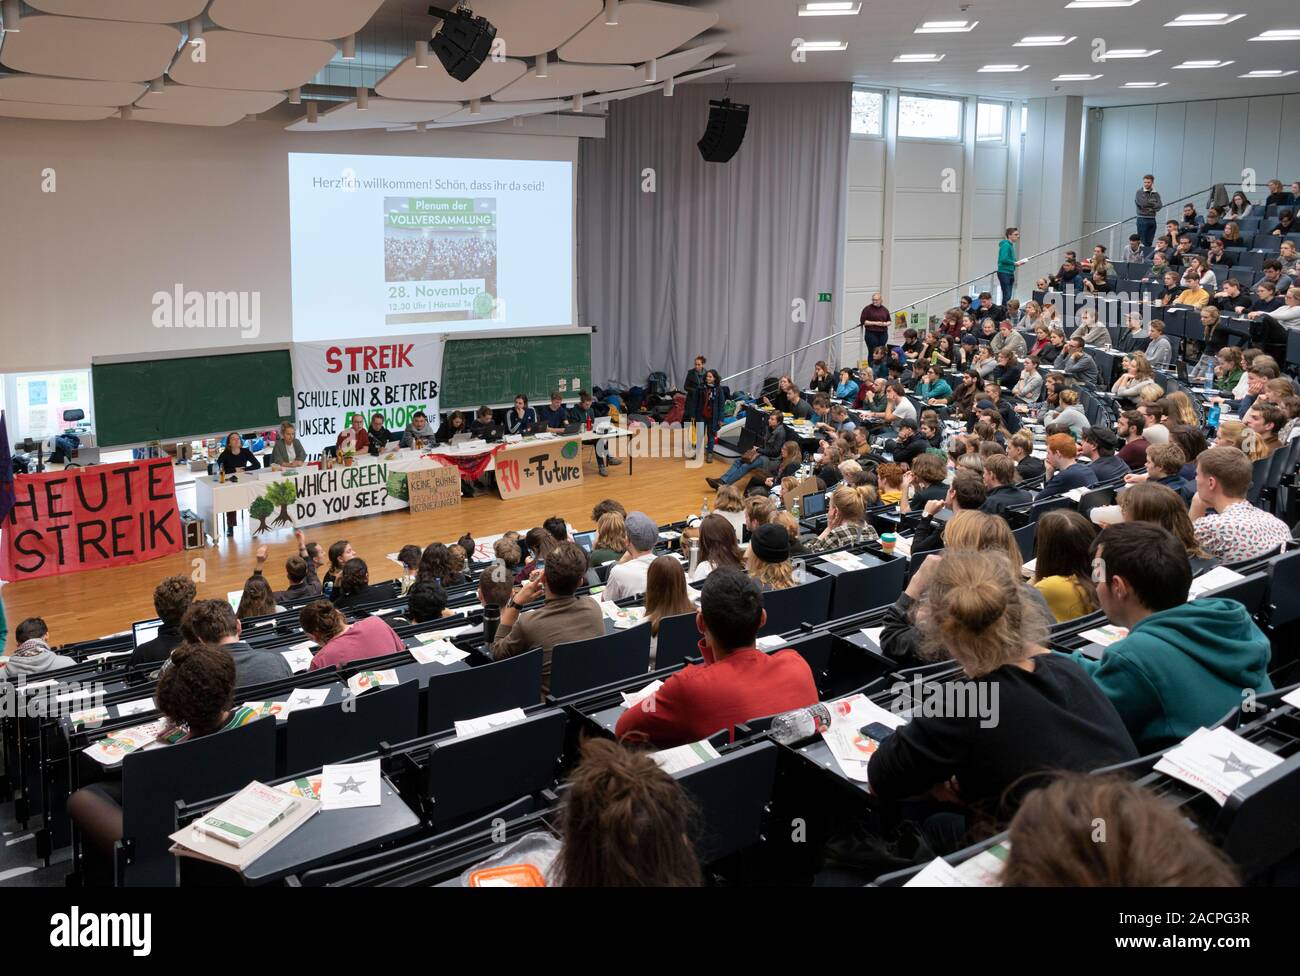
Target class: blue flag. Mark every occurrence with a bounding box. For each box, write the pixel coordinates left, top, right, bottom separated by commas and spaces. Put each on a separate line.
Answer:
0, 411, 13, 529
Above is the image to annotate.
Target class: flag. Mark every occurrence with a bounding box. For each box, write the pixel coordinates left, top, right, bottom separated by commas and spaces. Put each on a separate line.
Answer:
0, 411, 13, 529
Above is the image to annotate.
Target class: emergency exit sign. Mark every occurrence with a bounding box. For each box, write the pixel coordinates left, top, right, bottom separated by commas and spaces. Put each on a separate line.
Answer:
817, 292, 832, 302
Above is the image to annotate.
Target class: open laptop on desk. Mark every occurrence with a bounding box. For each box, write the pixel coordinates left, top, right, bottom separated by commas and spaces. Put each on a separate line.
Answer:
562, 421, 583, 435
132, 618, 163, 648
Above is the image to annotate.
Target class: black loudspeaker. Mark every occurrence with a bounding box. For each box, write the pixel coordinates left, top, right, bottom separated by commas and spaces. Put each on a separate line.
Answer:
697, 98, 749, 163
428, 5, 496, 82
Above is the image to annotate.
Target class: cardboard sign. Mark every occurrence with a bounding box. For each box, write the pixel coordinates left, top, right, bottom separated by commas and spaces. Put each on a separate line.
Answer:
408, 466, 462, 513
495, 438, 584, 500
1, 459, 183, 581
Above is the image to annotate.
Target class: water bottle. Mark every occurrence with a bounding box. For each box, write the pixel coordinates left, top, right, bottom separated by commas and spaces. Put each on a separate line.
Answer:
769, 702, 833, 744
1207, 403, 1221, 429
482, 603, 501, 644
701, 496, 710, 519
687, 539, 700, 575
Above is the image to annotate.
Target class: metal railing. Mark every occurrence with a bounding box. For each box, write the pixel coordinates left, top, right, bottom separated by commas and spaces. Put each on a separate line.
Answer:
723, 182, 1241, 389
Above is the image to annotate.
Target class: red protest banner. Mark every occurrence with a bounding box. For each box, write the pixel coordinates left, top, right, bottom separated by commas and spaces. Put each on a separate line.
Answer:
0, 459, 183, 582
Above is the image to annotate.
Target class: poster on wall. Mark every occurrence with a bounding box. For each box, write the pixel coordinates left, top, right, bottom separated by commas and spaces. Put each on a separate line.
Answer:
291, 335, 444, 455
0, 459, 182, 581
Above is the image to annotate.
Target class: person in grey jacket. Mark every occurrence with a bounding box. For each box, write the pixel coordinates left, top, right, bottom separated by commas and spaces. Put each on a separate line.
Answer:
270, 421, 308, 468
1059, 338, 1101, 386
180, 600, 291, 688
0, 618, 75, 684
1070, 310, 1112, 349
1042, 388, 1090, 438
400, 411, 437, 449
1135, 174, 1162, 249
1012, 357, 1044, 402
990, 319, 1028, 359
1144, 321, 1174, 368
1111, 353, 1161, 400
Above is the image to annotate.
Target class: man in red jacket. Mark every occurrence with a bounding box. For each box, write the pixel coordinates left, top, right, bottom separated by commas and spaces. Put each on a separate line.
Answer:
615, 569, 819, 748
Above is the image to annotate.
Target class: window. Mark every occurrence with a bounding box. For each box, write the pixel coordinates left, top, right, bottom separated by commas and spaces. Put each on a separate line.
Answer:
12, 370, 92, 440
976, 101, 1007, 142
897, 94, 963, 140
851, 88, 883, 136
1020, 104, 1028, 135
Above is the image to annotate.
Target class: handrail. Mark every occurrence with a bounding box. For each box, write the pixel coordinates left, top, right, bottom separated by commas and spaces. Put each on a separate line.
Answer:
722, 182, 1237, 387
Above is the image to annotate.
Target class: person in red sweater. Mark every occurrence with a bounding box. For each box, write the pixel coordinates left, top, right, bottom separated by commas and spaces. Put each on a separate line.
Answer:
615, 569, 818, 748
300, 600, 406, 671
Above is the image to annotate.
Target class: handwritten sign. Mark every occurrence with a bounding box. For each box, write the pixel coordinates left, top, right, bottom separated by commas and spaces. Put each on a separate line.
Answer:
495, 438, 584, 500
408, 466, 462, 513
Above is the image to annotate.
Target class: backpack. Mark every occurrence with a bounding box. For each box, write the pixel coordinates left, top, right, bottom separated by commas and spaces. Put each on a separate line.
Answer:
645, 371, 669, 396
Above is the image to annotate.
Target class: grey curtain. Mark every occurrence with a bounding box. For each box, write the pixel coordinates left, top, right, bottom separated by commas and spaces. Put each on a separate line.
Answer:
578, 82, 850, 392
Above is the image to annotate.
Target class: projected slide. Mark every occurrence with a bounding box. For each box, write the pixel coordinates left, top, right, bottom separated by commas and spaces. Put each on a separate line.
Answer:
287, 152, 572, 341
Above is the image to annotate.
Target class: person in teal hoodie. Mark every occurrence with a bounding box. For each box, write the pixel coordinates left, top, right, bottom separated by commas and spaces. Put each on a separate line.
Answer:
1066, 522, 1272, 754
997, 227, 1025, 305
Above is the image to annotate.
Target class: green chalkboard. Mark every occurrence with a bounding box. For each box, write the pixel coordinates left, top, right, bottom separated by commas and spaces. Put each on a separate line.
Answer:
440, 333, 592, 409
92, 349, 294, 447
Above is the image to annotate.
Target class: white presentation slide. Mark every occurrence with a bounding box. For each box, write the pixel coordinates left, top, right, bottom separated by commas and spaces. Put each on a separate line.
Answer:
287, 152, 573, 341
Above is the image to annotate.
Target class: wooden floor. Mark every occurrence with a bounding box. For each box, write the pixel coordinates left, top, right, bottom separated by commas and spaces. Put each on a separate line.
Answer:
0, 453, 734, 652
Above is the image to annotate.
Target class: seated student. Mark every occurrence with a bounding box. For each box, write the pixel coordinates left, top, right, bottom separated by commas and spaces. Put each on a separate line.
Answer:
1031, 511, 1099, 623
761, 440, 803, 491
914, 365, 952, 407
129, 576, 196, 668
883, 417, 927, 468
1041, 388, 1088, 439
1119, 482, 1220, 576
710, 483, 748, 541
490, 537, 525, 583
323, 539, 356, 596
645, 555, 696, 666
269, 421, 308, 469
366, 412, 394, 454
615, 569, 818, 748
65, 642, 263, 885
476, 563, 516, 617
875, 462, 905, 506
869, 551, 1137, 838
1116, 410, 1150, 469
808, 485, 880, 552
0, 617, 75, 683
1068, 522, 1272, 753
1002, 773, 1238, 887
335, 413, 369, 455
505, 394, 537, 435
404, 580, 456, 624
551, 738, 703, 886
707, 409, 790, 489
1007, 430, 1045, 482
537, 390, 571, 432
490, 541, 604, 697
235, 575, 277, 619
433, 410, 467, 445
744, 523, 799, 590
402, 409, 438, 449
690, 513, 746, 583
1142, 320, 1173, 368
395, 544, 423, 595
900, 452, 950, 511
216, 431, 261, 537
1189, 446, 1293, 563
588, 512, 627, 567
330, 557, 396, 611
981, 454, 1033, 515
182, 600, 292, 686
301, 600, 405, 672
912, 471, 988, 555
1078, 426, 1130, 484
1139, 443, 1195, 504
604, 512, 660, 601
1057, 337, 1101, 386
1036, 433, 1099, 500
469, 405, 498, 439
252, 545, 322, 604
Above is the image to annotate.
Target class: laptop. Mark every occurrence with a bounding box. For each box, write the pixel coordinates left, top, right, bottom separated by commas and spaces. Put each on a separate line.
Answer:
132, 618, 163, 648
801, 492, 828, 518
450, 432, 472, 444
562, 421, 583, 435
573, 531, 596, 552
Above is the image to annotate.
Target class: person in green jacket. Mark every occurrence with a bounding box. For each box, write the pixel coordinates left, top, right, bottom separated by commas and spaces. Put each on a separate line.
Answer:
997, 227, 1026, 306
1067, 522, 1272, 754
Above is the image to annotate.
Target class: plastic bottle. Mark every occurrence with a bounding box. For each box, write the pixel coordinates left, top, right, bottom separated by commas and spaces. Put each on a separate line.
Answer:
701, 496, 710, 519
769, 702, 834, 744
1207, 403, 1221, 429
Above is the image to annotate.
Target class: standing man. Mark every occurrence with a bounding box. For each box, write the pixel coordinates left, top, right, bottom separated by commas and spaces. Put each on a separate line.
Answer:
860, 293, 891, 359
1135, 174, 1162, 250
997, 227, 1027, 305
682, 355, 707, 432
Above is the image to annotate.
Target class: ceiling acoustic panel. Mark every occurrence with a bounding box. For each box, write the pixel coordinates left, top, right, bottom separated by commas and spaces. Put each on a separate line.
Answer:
284, 97, 460, 132
137, 84, 285, 116
0, 15, 181, 83
466, 0, 602, 58
437, 98, 570, 125
557, 0, 717, 65
0, 75, 145, 107
166, 30, 338, 91
26, 0, 207, 23
492, 62, 638, 101
208, 0, 386, 42
375, 55, 526, 102
0, 100, 117, 120
651, 41, 727, 78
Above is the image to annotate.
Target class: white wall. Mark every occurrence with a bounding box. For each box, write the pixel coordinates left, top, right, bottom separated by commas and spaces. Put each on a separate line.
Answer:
840, 91, 1018, 363
0, 116, 581, 374
1081, 93, 1300, 236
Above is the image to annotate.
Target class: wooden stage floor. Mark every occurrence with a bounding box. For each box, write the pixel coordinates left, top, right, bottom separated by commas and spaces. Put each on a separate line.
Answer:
1, 453, 734, 652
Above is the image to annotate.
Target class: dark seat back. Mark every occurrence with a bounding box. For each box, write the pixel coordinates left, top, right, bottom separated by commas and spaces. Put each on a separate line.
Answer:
426, 651, 544, 734
828, 557, 906, 618
759, 575, 833, 636
655, 611, 702, 670
549, 623, 652, 699
286, 680, 420, 774
676, 742, 779, 865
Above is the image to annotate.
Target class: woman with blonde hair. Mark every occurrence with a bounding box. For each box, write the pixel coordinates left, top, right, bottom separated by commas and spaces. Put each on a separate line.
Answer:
644, 555, 697, 666
712, 483, 747, 540
589, 511, 627, 567
868, 551, 1138, 837
1164, 389, 1199, 427
1213, 418, 1248, 451
1111, 352, 1159, 400
745, 523, 797, 591
1119, 481, 1218, 575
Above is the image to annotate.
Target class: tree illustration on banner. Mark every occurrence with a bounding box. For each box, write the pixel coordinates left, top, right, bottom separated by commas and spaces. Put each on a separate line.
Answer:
265, 480, 298, 527
387, 471, 409, 502
249, 495, 274, 535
